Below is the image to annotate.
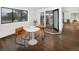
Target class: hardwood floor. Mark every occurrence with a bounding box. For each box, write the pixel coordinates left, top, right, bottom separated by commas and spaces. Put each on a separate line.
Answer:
0, 35, 16, 51
0, 23, 79, 51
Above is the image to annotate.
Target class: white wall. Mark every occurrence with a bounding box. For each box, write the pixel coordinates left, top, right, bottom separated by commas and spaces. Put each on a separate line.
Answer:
63, 7, 79, 22
59, 8, 63, 33
0, 7, 37, 38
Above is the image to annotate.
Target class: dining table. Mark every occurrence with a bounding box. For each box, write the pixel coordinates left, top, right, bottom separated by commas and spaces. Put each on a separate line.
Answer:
24, 26, 40, 45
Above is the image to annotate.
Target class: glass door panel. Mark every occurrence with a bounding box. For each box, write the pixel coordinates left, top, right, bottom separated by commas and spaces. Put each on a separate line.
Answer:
53, 9, 59, 32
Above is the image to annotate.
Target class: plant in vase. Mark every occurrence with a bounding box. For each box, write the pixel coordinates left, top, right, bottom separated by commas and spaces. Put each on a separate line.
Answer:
33, 20, 38, 26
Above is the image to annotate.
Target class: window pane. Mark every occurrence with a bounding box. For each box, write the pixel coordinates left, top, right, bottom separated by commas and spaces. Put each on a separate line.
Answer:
76, 13, 79, 20
40, 12, 44, 25
1, 7, 12, 24
13, 9, 22, 22
22, 10, 28, 21
71, 13, 76, 20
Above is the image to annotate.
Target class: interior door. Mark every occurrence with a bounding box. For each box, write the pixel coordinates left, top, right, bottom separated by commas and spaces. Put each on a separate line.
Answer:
53, 9, 59, 32
40, 12, 44, 25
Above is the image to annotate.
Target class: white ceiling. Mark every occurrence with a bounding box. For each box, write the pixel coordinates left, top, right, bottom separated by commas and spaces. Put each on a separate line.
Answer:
11, 7, 50, 10
63, 7, 79, 12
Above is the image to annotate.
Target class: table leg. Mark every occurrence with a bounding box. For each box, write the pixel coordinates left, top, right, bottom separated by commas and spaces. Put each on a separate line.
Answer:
28, 32, 38, 45
32, 32, 34, 40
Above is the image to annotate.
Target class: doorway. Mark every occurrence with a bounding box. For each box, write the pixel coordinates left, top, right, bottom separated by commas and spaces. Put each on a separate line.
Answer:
53, 9, 59, 32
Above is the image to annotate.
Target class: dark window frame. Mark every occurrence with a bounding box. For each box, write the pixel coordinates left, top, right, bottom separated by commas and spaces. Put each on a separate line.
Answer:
1, 7, 13, 24
21, 10, 28, 21
12, 9, 22, 22
1, 7, 28, 24
53, 9, 59, 32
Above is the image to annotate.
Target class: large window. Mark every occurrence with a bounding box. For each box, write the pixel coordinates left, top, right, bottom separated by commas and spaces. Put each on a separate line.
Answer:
1, 8, 13, 24
13, 9, 22, 22
71, 13, 79, 20
22, 10, 28, 21
1, 7, 28, 24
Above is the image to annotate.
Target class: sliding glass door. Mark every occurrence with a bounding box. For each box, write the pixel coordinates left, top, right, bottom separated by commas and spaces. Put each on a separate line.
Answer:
53, 9, 59, 32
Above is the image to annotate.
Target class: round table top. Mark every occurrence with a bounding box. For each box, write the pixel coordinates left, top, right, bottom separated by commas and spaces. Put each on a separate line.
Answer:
24, 26, 40, 32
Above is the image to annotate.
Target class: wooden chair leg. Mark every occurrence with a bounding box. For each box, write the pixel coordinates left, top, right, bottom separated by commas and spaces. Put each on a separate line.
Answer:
16, 35, 25, 47
40, 32, 45, 40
